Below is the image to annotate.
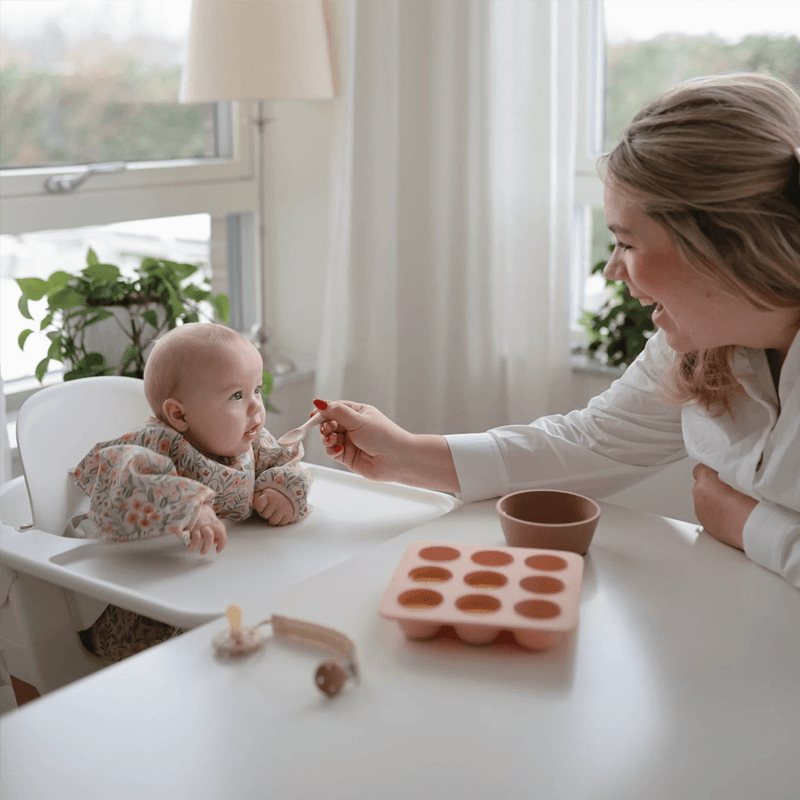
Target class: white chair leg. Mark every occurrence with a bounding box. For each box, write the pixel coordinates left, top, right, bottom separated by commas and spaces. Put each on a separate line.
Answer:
1, 570, 106, 696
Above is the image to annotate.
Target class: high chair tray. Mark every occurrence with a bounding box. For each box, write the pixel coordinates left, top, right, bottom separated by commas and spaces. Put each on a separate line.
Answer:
0, 463, 459, 628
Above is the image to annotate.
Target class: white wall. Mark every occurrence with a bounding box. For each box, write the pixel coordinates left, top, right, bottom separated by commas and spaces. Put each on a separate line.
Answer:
263, 102, 337, 357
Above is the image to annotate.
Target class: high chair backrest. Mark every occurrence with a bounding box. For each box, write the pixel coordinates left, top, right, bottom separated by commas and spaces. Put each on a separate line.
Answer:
17, 376, 152, 535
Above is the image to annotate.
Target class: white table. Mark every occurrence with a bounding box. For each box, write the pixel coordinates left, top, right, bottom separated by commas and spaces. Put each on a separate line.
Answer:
2, 500, 799, 800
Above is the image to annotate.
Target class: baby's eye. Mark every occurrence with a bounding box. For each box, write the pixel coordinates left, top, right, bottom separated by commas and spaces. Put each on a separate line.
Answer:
231, 391, 243, 401
255, 386, 262, 396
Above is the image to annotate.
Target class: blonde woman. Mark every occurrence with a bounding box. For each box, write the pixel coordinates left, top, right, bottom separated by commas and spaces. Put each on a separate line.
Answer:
314, 73, 800, 589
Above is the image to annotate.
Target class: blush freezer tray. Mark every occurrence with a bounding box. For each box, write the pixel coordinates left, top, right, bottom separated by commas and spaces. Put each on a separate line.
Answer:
378, 541, 584, 651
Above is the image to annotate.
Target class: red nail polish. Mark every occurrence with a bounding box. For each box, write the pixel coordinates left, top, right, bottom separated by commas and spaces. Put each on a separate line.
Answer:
333, 445, 343, 453
325, 436, 331, 445
313, 399, 328, 410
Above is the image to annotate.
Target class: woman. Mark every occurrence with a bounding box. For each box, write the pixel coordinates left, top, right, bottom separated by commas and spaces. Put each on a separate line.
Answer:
314, 73, 800, 589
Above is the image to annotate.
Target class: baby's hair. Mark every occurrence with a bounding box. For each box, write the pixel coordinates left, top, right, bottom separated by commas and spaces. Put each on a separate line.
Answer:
144, 323, 254, 421
599, 72, 800, 416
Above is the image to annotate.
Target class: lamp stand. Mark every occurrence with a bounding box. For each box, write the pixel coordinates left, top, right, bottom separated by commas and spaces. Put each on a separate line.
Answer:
251, 100, 296, 377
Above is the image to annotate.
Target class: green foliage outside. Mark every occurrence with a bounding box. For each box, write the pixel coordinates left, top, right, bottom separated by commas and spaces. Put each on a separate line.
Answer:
604, 33, 800, 152
0, 58, 213, 168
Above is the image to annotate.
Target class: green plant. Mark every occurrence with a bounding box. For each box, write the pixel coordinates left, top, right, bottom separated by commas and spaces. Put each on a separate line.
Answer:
16, 247, 230, 381
578, 244, 656, 368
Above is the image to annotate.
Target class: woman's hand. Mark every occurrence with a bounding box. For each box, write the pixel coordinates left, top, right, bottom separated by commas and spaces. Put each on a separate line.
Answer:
313, 399, 460, 492
253, 487, 294, 526
692, 463, 757, 551
182, 504, 227, 555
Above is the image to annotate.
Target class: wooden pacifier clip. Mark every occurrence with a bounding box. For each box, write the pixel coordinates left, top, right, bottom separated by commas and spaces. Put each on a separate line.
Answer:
212, 605, 360, 697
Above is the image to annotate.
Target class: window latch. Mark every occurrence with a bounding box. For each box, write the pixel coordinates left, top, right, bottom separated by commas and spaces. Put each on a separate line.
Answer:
44, 162, 127, 194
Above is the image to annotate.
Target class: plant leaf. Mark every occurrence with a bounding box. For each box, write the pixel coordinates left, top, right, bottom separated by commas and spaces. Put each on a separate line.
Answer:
15, 277, 48, 301
17, 293, 32, 320
262, 370, 274, 398
48, 288, 86, 310
86, 248, 100, 267
120, 345, 139, 371
181, 284, 209, 302
35, 357, 49, 383
142, 309, 160, 329
82, 263, 122, 282
84, 309, 115, 326
46, 271, 72, 291
18, 329, 34, 349
170, 261, 198, 281
139, 257, 159, 272
211, 294, 230, 323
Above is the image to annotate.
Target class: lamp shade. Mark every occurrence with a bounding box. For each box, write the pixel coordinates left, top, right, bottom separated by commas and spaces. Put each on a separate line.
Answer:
180, 0, 336, 102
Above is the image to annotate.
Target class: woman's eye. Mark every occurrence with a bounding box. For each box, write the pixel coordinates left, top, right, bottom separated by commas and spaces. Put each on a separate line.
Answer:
614, 241, 631, 252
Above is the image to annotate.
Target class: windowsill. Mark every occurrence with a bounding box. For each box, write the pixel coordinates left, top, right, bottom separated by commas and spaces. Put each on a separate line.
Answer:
569, 352, 625, 379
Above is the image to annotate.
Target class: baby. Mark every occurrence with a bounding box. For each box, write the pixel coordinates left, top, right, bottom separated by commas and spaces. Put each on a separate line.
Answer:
72, 322, 312, 661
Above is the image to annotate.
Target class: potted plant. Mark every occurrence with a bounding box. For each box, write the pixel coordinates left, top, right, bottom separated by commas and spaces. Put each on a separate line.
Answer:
16, 247, 229, 380
578, 244, 656, 368
16, 247, 279, 411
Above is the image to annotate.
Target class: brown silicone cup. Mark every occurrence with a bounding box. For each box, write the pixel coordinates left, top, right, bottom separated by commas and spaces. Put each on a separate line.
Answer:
496, 490, 601, 555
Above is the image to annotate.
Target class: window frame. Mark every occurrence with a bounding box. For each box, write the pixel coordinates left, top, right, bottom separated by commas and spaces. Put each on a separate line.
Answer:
571, 0, 607, 349
0, 102, 257, 235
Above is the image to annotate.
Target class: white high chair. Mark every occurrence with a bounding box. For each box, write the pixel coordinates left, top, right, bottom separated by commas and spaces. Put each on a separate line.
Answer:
0, 376, 153, 697
0, 377, 462, 707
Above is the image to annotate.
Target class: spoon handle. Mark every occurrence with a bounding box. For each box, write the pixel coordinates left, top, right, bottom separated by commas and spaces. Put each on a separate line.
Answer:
302, 411, 325, 432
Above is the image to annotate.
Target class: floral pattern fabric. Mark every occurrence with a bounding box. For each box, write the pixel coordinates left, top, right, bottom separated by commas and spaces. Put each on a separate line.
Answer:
74, 417, 312, 541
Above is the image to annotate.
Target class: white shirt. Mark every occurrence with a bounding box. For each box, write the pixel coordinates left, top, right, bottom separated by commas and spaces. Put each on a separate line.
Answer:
446, 329, 800, 589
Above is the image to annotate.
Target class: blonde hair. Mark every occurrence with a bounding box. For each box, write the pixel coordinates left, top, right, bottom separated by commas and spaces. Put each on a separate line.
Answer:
600, 73, 800, 416
143, 323, 252, 420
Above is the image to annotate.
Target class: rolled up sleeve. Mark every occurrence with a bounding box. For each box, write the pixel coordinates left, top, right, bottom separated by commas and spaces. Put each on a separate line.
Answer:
743, 501, 800, 589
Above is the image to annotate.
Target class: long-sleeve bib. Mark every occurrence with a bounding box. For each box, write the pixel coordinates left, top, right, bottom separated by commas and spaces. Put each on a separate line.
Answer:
446, 329, 800, 588
74, 418, 312, 541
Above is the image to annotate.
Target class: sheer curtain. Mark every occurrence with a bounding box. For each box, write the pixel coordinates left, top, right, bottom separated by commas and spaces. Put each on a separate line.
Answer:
0, 375, 10, 485
315, 0, 579, 441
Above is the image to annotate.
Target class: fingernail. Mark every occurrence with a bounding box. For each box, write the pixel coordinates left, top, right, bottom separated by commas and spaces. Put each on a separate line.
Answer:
313, 399, 328, 410
325, 436, 331, 445
333, 445, 343, 453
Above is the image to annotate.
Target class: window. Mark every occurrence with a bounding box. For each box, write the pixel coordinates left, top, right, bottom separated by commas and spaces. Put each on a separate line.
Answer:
572, 0, 800, 341
0, 1, 259, 385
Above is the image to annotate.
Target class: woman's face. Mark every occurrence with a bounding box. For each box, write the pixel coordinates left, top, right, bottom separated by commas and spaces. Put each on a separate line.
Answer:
602, 179, 800, 355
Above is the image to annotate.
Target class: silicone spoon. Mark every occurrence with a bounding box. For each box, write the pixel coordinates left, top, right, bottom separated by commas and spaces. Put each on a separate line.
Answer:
277, 411, 325, 447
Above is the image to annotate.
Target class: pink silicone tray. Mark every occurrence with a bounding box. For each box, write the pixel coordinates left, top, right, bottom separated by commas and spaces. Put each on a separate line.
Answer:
378, 541, 584, 651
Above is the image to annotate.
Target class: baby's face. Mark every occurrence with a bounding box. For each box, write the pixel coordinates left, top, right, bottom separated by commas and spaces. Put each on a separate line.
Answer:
176, 338, 266, 458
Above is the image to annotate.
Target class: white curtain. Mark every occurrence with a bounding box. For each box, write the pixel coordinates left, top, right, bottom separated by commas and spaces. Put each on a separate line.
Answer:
0, 374, 10, 485
315, 0, 578, 439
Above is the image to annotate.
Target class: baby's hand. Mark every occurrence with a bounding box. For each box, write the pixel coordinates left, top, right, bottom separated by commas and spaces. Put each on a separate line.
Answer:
253, 487, 295, 526
181, 504, 227, 555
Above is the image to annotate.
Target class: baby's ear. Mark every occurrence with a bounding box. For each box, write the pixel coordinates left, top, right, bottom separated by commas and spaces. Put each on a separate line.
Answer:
162, 399, 187, 431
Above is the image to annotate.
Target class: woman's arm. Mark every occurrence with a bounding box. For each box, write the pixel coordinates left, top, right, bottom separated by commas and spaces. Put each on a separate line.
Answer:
318, 331, 688, 501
